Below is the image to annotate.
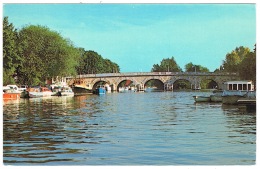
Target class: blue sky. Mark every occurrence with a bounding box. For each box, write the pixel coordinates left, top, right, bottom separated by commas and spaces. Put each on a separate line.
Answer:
3, 3, 256, 72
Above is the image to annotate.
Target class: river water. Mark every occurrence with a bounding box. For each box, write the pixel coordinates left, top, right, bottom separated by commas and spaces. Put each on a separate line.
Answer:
3, 91, 256, 165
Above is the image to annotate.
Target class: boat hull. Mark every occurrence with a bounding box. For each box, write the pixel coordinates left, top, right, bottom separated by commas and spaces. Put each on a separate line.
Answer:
29, 91, 53, 98
222, 95, 244, 105
95, 88, 106, 95
3, 93, 21, 99
72, 86, 92, 95
61, 92, 74, 96
193, 96, 211, 102
210, 95, 222, 102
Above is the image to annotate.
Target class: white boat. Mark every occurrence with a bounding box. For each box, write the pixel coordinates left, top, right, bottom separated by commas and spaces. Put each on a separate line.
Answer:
3, 85, 21, 99
104, 84, 111, 93
28, 87, 53, 98
60, 86, 74, 96
221, 81, 254, 104
193, 95, 211, 102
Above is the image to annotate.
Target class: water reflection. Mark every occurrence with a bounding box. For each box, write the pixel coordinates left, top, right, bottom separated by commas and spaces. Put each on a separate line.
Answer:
3, 92, 256, 165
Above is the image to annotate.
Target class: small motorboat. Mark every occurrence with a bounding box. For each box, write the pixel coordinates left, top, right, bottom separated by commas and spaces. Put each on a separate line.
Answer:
27, 87, 53, 98
193, 95, 211, 102
210, 90, 223, 102
94, 85, 106, 95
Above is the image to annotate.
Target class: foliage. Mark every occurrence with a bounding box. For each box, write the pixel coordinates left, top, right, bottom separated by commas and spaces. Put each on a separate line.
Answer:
185, 62, 209, 72
238, 52, 256, 85
3, 17, 22, 85
217, 46, 256, 85
3, 18, 121, 86
16, 25, 81, 85
76, 50, 120, 74
151, 57, 182, 72
222, 46, 250, 72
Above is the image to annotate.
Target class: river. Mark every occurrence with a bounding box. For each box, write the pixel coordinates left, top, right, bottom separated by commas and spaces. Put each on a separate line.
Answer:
3, 91, 256, 165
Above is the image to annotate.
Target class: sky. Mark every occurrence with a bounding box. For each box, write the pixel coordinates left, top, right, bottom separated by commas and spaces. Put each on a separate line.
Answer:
2, 3, 256, 72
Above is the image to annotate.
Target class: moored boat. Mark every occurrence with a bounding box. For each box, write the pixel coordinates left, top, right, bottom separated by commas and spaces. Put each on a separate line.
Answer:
210, 90, 223, 102
193, 95, 211, 102
60, 86, 74, 96
72, 79, 93, 95
28, 87, 53, 98
104, 84, 111, 93
94, 85, 106, 95
3, 90, 21, 99
237, 91, 256, 110
222, 92, 244, 105
3, 85, 21, 99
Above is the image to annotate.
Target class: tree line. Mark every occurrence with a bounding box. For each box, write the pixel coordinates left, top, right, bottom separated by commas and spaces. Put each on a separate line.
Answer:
151, 46, 256, 85
3, 17, 120, 86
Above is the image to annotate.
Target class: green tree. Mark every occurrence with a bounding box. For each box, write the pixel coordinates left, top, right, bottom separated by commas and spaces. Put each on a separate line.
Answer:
238, 52, 256, 85
17, 25, 80, 85
222, 46, 250, 72
151, 57, 182, 72
77, 50, 120, 74
3, 17, 22, 85
185, 62, 209, 72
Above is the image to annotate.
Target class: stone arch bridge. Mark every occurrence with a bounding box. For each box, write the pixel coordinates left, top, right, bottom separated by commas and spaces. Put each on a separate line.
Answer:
65, 72, 239, 91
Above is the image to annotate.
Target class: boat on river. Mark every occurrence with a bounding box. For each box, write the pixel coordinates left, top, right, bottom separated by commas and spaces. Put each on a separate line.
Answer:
60, 87, 74, 96
52, 86, 74, 96
193, 95, 211, 102
72, 79, 93, 95
26, 87, 53, 98
94, 85, 106, 95
3, 85, 21, 99
222, 81, 254, 104
210, 90, 223, 102
104, 84, 111, 93
237, 91, 256, 110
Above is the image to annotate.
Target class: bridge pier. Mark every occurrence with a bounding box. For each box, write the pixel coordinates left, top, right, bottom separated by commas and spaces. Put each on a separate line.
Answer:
164, 83, 173, 91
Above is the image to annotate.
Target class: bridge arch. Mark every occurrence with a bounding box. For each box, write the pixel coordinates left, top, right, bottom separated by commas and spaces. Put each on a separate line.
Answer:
172, 79, 192, 90
92, 78, 112, 90
144, 78, 164, 90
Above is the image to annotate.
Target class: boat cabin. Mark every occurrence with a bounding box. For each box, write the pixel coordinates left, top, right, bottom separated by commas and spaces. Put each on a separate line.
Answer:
222, 81, 254, 91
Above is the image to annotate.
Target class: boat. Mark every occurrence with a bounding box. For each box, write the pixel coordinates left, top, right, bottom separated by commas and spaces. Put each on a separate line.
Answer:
193, 95, 211, 102
222, 91, 245, 104
72, 79, 93, 95
3, 85, 21, 99
237, 91, 256, 110
27, 87, 53, 98
94, 85, 106, 95
210, 90, 223, 102
104, 84, 111, 93
60, 86, 74, 96
221, 81, 254, 104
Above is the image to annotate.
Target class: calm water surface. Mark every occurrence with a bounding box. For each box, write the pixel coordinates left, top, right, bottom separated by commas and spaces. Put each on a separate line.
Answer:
3, 91, 256, 165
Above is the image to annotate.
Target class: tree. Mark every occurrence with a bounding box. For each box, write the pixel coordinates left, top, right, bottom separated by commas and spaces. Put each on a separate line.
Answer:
185, 62, 209, 72
17, 25, 80, 85
3, 17, 22, 85
151, 57, 182, 72
222, 46, 250, 72
238, 52, 256, 86
76, 50, 120, 74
